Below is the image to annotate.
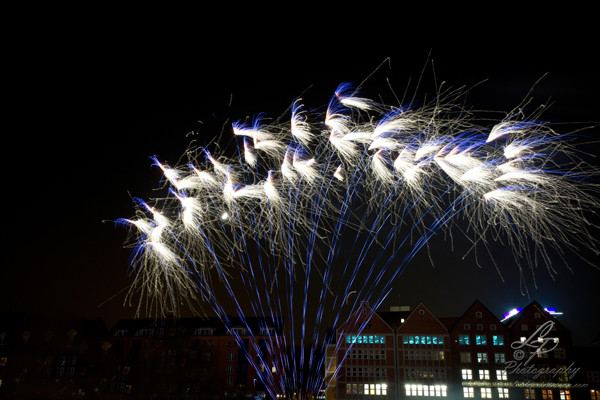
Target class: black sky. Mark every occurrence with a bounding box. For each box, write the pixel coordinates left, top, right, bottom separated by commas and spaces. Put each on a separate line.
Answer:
4, 9, 599, 345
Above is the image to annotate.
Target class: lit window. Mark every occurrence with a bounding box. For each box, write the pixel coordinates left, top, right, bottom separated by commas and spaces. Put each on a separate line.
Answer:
525, 388, 536, 399
405, 384, 446, 397
458, 334, 470, 345
362, 383, 388, 396
542, 389, 553, 399
477, 352, 488, 363
463, 387, 474, 398
498, 388, 509, 398
475, 335, 487, 345
481, 387, 492, 398
496, 369, 508, 380
478, 369, 490, 380
559, 390, 570, 400
493, 335, 504, 345
461, 369, 473, 380
591, 389, 600, 400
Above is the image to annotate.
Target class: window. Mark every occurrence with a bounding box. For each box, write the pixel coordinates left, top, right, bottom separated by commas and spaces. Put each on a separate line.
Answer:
525, 388, 536, 399
347, 335, 385, 344
476, 311, 483, 318
231, 327, 246, 335
463, 387, 474, 398
405, 384, 446, 397
460, 352, 472, 363
534, 312, 541, 319
542, 389, 553, 399
490, 324, 497, 331
226, 365, 234, 374
226, 352, 235, 361
493, 335, 504, 346
458, 334, 470, 345
477, 324, 484, 331
554, 348, 566, 359
494, 353, 506, 363
498, 388, 509, 398
260, 327, 274, 335
478, 369, 490, 380
559, 390, 571, 400
591, 389, 600, 400
475, 335, 487, 345
522, 324, 528, 331
194, 328, 214, 335
481, 388, 492, 398
464, 324, 470, 330
363, 383, 387, 396
496, 369, 508, 380
477, 352, 488, 363
225, 378, 234, 388
135, 328, 154, 337
588, 371, 600, 382
461, 369, 473, 380
346, 384, 362, 395
403, 335, 444, 345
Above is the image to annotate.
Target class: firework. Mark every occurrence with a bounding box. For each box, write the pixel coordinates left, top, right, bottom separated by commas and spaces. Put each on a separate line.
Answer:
117, 79, 599, 398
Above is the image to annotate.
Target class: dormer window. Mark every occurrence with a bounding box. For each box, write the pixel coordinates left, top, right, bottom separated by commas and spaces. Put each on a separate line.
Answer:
194, 328, 214, 336
231, 327, 247, 336
260, 327, 274, 335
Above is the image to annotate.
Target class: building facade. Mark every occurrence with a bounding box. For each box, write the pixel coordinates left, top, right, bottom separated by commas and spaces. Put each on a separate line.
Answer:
330, 300, 593, 400
336, 302, 397, 399
397, 303, 451, 399
446, 300, 512, 399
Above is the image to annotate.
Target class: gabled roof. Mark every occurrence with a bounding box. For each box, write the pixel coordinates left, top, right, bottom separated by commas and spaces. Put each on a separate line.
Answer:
336, 301, 394, 334
396, 303, 449, 334
445, 299, 504, 331
502, 300, 565, 331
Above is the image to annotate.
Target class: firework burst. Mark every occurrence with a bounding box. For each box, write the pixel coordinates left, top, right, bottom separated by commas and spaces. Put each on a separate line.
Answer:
116, 77, 599, 399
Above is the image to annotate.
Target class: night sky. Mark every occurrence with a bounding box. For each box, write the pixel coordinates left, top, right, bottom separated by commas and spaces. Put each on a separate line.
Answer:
4, 10, 599, 346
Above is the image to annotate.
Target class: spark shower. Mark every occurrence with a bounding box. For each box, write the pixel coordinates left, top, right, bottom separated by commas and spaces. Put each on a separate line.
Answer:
117, 75, 599, 398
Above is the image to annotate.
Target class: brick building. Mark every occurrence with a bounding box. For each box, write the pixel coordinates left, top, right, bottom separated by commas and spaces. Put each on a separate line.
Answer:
330, 299, 593, 400
106, 316, 284, 399
503, 301, 576, 400
335, 302, 398, 399
0, 312, 109, 399
445, 299, 512, 399
397, 303, 451, 398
